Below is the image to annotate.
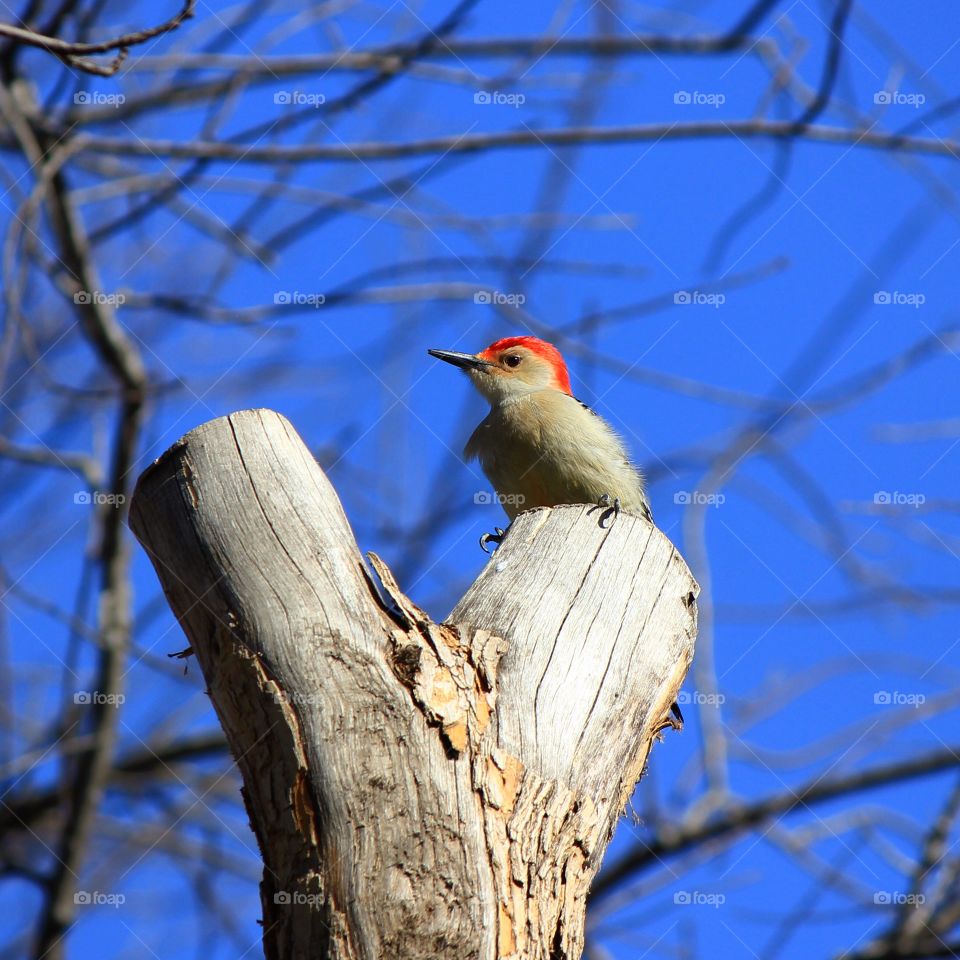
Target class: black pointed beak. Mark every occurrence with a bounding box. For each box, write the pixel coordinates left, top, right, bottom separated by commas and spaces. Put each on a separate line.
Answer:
428, 348, 491, 371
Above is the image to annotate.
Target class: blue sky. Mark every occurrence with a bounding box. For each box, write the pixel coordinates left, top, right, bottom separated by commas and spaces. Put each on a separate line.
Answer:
2, 1, 959, 958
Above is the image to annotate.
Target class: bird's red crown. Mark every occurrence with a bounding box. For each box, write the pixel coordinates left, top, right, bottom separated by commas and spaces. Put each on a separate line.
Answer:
479, 336, 572, 395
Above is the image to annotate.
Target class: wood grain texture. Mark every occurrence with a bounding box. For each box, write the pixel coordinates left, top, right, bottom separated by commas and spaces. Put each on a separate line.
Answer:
129, 408, 698, 960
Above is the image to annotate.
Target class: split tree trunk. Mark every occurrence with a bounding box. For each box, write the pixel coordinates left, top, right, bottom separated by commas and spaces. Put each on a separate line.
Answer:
129, 408, 698, 960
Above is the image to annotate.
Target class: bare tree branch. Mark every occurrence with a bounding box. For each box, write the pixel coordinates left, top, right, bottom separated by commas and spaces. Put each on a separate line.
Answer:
0, 2, 194, 76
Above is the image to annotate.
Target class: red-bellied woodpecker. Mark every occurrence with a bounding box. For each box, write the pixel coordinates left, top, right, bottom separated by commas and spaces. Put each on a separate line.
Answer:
428, 335, 652, 543
431, 335, 681, 726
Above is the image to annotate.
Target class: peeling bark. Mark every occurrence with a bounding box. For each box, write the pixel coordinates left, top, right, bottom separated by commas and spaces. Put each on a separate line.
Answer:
129, 408, 698, 960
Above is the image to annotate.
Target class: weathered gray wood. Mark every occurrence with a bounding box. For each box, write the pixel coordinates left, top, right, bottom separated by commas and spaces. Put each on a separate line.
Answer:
129, 408, 697, 960
452, 506, 697, 818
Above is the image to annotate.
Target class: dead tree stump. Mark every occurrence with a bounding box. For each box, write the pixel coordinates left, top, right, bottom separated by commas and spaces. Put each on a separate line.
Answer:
129, 408, 698, 960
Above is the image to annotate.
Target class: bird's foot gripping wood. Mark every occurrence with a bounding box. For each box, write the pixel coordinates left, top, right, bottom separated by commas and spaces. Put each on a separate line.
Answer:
479, 526, 506, 554
595, 493, 621, 528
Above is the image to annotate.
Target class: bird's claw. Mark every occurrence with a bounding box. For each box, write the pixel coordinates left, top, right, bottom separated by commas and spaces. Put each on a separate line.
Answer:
597, 493, 621, 528
480, 527, 506, 554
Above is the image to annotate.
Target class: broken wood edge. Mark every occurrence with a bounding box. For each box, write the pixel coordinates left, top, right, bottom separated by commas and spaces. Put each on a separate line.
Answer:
367, 547, 693, 957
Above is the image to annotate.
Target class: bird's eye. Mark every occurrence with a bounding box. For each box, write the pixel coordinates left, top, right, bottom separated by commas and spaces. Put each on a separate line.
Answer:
504, 354, 522, 368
